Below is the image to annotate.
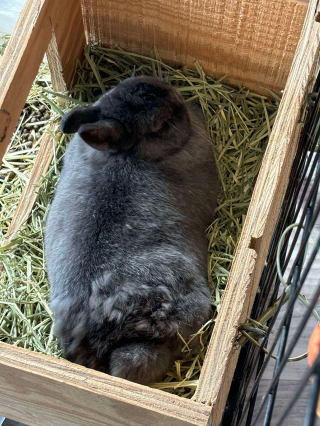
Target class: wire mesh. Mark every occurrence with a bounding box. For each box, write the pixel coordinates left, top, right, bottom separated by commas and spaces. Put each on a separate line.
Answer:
221, 67, 320, 426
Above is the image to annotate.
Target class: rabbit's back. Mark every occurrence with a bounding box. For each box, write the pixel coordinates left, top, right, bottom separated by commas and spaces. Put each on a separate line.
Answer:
45, 136, 211, 382
46, 136, 189, 293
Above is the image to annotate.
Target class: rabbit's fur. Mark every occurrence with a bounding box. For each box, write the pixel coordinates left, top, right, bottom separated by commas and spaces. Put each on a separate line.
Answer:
45, 76, 219, 385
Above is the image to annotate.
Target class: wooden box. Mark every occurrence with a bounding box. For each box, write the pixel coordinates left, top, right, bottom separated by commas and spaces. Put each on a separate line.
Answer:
0, 0, 319, 425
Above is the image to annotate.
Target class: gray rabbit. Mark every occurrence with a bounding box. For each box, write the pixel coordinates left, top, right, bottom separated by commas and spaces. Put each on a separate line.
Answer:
45, 76, 219, 385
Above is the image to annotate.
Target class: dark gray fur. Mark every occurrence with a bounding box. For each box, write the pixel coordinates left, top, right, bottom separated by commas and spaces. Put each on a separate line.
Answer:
45, 76, 219, 385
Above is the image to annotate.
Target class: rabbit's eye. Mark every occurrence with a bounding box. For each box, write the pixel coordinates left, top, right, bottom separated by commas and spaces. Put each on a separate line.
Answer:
144, 93, 157, 101
160, 121, 169, 130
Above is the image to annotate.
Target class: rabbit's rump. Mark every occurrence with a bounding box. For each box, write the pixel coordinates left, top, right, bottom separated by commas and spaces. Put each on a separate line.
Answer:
52, 249, 210, 384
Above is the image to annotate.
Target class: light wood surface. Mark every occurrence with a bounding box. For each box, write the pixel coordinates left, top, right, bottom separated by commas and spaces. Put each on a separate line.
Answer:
0, 343, 211, 426
47, 33, 68, 94
3, 127, 57, 243
0, 0, 85, 243
194, 2, 320, 426
50, 0, 85, 88
81, 0, 307, 96
0, 0, 84, 163
2, 17, 83, 244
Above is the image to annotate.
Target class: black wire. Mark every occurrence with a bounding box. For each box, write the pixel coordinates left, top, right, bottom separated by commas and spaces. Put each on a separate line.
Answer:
274, 351, 320, 426
261, 155, 320, 425
234, 132, 320, 423
252, 274, 320, 425
223, 58, 320, 426
237, 209, 320, 425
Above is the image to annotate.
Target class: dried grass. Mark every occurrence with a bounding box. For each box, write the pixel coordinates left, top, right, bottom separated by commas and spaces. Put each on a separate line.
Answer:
0, 41, 279, 398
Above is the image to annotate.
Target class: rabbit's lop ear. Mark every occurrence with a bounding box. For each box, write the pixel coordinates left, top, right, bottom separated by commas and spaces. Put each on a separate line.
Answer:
60, 106, 100, 134
78, 119, 128, 151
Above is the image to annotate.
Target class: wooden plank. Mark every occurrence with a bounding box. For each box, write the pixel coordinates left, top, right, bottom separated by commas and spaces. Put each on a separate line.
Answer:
3, 128, 56, 242
2, 32, 78, 246
50, 0, 85, 87
81, 0, 307, 96
194, 1, 320, 424
2, 31, 75, 243
1, 0, 85, 241
0, 0, 85, 163
0, 343, 211, 426
47, 33, 68, 94
0, 0, 85, 238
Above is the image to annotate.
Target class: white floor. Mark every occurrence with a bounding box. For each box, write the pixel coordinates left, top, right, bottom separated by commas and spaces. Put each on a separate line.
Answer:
0, 0, 25, 35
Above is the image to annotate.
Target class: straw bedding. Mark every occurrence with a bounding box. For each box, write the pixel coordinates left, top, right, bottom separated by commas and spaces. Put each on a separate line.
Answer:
0, 40, 279, 398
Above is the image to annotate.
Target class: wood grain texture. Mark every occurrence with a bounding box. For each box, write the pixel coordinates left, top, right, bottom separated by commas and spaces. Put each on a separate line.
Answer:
1, 23, 81, 246
81, 0, 307, 95
51, 0, 85, 87
3, 127, 56, 243
194, 1, 320, 424
0, 0, 85, 271
0, 0, 84, 163
0, 343, 211, 426
47, 33, 68, 94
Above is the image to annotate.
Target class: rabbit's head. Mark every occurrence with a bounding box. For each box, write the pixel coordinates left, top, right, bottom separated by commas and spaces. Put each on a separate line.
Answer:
60, 76, 191, 156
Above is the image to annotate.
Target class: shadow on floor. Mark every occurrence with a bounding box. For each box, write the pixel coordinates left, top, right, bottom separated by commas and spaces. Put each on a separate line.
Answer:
2, 419, 28, 426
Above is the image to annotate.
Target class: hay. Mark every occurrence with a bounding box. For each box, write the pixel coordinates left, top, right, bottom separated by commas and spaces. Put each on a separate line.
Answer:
0, 41, 279, 398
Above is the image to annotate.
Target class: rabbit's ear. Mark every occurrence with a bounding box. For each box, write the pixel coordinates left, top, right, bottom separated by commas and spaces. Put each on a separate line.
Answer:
60, 106, 101, 134
78, 119, 129, 151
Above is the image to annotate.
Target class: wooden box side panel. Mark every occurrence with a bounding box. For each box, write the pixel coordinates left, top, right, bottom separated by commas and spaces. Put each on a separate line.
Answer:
194, 1, 320, 424
0, 0, 85, 163
81, 0, 307, 94
0, 343, 211, 426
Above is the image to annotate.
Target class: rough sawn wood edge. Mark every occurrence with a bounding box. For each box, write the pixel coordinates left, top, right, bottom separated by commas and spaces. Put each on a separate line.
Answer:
0, 0, 85, 162
2, 21, 83, 244
194, 1, 320, 425
0, 0, 85, 259
0, 342, 211, 426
